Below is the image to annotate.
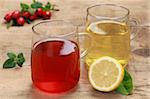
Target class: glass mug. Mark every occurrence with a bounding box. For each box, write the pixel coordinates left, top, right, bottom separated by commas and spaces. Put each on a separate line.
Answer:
31, 20, 90, 93
85, 4, 138, 67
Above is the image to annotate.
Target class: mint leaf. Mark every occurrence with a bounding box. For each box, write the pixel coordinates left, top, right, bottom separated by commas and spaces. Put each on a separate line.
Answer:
3, 52, 25, 69
44, 2, 51, 11
7, 52, 16, 59
20, 3, 29, 12
21, 3, 29, 9
3, 59, 16, 68
116, 83, 129, 95
16, 53, 25, 67
122, 69, 133, 94
31, 2, 43, 9
116, 69, 133, 95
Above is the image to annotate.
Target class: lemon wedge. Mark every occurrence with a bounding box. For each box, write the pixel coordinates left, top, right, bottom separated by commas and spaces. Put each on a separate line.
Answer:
88, 56, 124, 92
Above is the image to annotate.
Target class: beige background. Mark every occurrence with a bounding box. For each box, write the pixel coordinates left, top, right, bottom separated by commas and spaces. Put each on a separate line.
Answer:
0, 0, 150, 99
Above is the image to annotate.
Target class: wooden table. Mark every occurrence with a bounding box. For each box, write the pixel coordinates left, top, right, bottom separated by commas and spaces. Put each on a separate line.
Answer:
0, 0, 150, 99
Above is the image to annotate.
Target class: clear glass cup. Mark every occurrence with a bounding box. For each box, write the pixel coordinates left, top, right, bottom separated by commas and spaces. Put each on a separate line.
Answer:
85, 4, 139, 67
31, 20, 89, 93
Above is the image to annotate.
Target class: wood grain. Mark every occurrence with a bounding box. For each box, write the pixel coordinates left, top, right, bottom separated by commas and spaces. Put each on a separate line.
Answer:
0, 0, 150, 99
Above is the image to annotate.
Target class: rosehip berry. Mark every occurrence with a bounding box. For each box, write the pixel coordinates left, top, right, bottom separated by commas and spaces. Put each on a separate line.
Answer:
4, 12, 13, 22
43, 11, 51, 19
29, 13, 37, 21
17, 17, 25, 26
36, 8, 43, 17
22, 11, 31, 18
12, 10, 20, 19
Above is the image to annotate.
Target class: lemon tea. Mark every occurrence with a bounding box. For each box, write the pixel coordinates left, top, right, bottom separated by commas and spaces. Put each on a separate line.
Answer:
85, 20, 130, 67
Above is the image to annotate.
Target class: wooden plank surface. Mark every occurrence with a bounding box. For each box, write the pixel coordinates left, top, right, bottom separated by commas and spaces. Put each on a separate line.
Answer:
0, 0, 150, 99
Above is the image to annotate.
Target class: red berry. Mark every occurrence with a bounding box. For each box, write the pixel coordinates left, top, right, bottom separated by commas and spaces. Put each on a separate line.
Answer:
36, 8, 43, 17
4, 12, 13, 22
22, 11, 31, 18
12, 10, 20, 19
29, 13, 37, 21
43, 11, 51, 19
17, 17, 25, 26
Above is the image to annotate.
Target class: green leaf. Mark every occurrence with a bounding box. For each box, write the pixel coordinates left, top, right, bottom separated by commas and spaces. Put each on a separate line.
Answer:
17, 53, 24, 59
20, 3, 29, 9
20, 3, 29, 12
6, 20, 13, 29
116, 69, 133, 95
116, 83, 129, 95
7, 52, 16, 59
16, 53, 25, 67
44, 2, 51, 11
122, 69, 133, 94
31, 2, 43, 9
3, 59, 16, 68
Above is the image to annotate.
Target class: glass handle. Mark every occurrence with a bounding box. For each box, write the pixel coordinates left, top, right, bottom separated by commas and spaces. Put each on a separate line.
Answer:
79, 32, 92, 58
129, 18, 141, 40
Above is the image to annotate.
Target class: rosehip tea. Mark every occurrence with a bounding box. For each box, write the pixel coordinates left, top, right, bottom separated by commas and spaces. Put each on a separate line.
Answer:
32, 20, 90, 93
31, 38, 80, 93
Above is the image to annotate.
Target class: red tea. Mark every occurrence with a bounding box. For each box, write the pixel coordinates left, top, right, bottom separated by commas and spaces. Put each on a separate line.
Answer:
31, 38, 80, 93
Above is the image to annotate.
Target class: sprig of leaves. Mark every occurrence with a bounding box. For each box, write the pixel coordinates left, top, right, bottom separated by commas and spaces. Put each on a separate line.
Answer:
3, 52, 25, 68
20, 0, 59, 13
5, 0, 59, 29
116, 69, 133, 95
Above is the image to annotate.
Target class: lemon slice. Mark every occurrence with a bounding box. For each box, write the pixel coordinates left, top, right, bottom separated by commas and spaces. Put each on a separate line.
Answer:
88, 56, 124, 92
87, 20, 125, 35
87, 21, 107, 35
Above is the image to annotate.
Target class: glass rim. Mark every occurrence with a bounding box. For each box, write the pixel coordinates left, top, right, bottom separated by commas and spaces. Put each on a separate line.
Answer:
87, 4, 130, 20
32, 20, 78, 38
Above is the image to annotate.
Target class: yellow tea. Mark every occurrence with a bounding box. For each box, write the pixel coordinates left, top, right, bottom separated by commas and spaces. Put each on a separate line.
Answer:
85, 20, 130, 67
